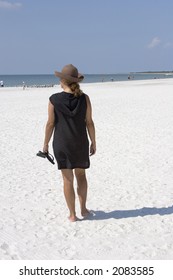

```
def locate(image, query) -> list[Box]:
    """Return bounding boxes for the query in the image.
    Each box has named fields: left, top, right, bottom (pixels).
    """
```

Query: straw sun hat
left=55, top=64, right=84, bottom=83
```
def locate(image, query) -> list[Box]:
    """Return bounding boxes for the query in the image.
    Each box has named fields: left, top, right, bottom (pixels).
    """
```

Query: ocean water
left=0, top=73, right=173, bottom=87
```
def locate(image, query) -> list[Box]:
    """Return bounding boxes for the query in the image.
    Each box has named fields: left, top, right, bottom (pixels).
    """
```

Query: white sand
left=0, top=79, right=173, bottom=260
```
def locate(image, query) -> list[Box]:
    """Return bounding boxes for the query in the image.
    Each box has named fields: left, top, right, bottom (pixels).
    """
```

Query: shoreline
left=0, top=77, right=173, bottom=90
left=1, top=73, right=173, bottom=88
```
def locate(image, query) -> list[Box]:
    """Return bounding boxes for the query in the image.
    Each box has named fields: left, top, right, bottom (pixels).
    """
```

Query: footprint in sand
left=0, top=242, right=20, bottom=260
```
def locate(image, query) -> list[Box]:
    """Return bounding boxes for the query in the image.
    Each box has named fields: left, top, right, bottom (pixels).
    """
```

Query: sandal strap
left=46, top=152, right=55, bottom=165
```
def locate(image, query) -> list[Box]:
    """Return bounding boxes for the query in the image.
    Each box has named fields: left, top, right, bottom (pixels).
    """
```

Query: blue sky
left=0, top=0, right=173, bottom=74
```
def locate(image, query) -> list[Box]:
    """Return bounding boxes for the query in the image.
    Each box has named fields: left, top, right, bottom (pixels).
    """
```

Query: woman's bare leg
left=75, top=168, right=90, bottom=217
left=61, top=169, right=77, bottom=222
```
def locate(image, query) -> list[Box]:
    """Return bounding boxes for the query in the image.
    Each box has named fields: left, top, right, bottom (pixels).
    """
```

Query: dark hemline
left=57, top=165, right=90, bottom=170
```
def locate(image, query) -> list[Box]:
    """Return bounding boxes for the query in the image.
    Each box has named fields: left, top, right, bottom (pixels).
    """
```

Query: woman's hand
left=90, top=142, right=96, bottom=156
left=43, top=144, right=49, bottom=153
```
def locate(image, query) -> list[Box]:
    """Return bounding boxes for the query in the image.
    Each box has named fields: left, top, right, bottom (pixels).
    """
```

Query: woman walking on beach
left=43, top=64, right=96, bottom=222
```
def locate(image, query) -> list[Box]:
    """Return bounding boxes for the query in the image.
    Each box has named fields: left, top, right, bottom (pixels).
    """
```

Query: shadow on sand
left=87, top=205, right=173, bottom=221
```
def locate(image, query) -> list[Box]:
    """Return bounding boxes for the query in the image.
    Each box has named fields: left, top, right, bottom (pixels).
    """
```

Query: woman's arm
left=85, top=95, right=96, bottom=156
left=43, top=101, right=55, bottom=152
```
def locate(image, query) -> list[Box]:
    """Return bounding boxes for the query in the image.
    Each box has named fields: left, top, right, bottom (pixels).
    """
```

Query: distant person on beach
left=128, top=75, right=134, bottom=80
left=42, top=64, right=96, bottom=222
left=0, top=80, right=4, bottom=87
left=23, top=81, right=26, bottom=90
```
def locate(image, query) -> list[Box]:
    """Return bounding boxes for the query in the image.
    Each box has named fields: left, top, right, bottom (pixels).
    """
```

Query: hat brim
left=54, top=71, right=84, bottom=83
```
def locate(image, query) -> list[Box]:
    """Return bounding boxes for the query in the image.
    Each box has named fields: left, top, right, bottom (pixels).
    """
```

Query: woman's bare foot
left=81, top=209, right=90, bottom=218
left=68, top=215, right=78, bottom=222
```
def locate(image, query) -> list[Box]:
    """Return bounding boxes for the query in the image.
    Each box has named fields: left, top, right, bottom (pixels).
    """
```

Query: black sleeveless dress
left=49, top=92, right=90, bottom=169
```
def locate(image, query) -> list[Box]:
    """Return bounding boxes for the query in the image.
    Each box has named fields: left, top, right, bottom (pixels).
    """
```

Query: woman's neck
left=61, top=83, right=73, bottom=93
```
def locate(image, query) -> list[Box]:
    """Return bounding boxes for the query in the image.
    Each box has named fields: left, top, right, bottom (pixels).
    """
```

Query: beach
left=0, top=78, right=173, bottom=260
